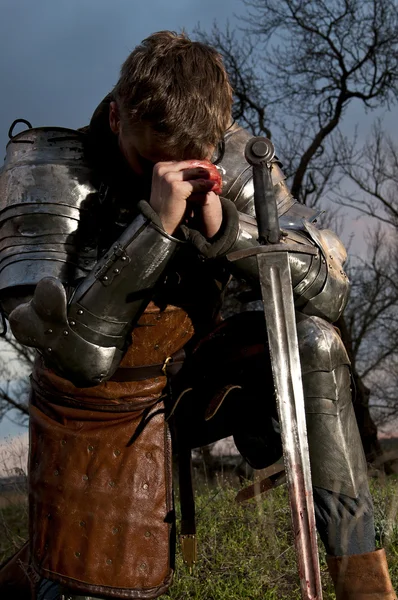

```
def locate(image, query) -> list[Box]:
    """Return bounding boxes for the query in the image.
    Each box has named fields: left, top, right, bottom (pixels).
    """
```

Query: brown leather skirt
left=29, top=358, right=174, bottom=599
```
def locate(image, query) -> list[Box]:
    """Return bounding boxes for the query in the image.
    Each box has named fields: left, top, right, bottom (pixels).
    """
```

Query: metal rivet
left=88, top=445, right=94, bottom=452
left=114, top=245, right=118, bottom=250
left=109, top=481, right=115, bottom=487
left=61, top=440, right=67, bottom=446
left=143, top=483, right=149, bottom=490
left=114, top=268, right=120, bottom=274
left=146, top=452, right=152, bottom=459
left=82, top=475, right=88, bottom=481
left=329, top=264, right=333, bottom=269
left=63, top=330, right=69, bottom=336
left=54, top=470, right=59, bottom=476
left=45, top=328, right=53, bottom=334
left=322, top=258, right=326, bottom=264
left=47, top=347, right=52, bottom=352
left=80, top=521, right=86, bottom=527
left=112, top=527, right=119, bottom=534
left=154, top=344, right=159, bottom=350
left=140, top=563, right=147, bottom=570
left=113, top=449, right=121, bottom=457
left=102, top=276, right=109, bottom=282
left=121, top=256, right=127, bottom=262
left=106, top=558, right=113, bottom=565
left=145, top=531, right=151, bottom=538
left=77, top=309, right=84, bottom=315
left=69, top=320, right=76, bottom=327
left=75, top=552, right=81, bottom=558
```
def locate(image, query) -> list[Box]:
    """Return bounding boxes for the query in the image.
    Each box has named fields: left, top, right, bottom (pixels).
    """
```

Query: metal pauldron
left=0, top=126, right=99, bottom=317
left=9, top=212, right=180, bottom=387
left=226, top=211, right=350, bottom=323
left=216, top=125, right=299, bottom=217
left=296, top=314, right=368, bottom=498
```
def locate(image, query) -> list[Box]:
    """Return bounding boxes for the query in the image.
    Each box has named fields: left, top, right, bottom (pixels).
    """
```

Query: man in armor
left=0, top=31, right=396, bottom=600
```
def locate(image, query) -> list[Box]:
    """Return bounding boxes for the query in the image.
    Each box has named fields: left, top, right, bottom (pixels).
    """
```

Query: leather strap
left=110, top=349, right=186, bottom=382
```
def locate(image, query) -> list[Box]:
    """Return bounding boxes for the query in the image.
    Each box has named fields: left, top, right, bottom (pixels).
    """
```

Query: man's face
left=109, top=101, right=215, bottom=178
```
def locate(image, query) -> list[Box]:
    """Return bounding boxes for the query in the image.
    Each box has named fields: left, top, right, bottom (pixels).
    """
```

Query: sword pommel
left=244, top=137, right=280, bottom=246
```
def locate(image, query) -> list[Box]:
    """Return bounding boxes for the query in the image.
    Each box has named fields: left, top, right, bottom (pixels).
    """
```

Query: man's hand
left=149, top=160, right=223, bottom=238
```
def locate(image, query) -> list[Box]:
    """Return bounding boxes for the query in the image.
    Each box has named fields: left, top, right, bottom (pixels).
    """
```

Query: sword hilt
left=245, top=137, right=280, bottom=246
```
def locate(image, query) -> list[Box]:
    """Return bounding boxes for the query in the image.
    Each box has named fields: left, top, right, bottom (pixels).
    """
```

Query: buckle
left=180, top=534, right=197, bottom=573
left=161, top=356, right=172, bottom=375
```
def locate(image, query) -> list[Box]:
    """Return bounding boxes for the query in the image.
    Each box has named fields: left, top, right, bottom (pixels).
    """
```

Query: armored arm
left=227, top=209, right=349, bottom=323
left=217, top=125, right=350, bottom=323
left=0, top=126, right=184, bottom=387
left=9, top=202, right=181, bottom=387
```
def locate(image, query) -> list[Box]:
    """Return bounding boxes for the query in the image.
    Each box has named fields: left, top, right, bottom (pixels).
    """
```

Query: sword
left=227, top=137, right=323, bottom=600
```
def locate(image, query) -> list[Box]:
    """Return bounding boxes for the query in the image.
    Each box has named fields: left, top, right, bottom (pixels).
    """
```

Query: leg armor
left=296, top=313, right=368, bottom=498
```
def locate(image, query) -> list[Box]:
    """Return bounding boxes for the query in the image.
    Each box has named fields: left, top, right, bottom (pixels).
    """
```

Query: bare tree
left=0, top=331, right=35, bottom=428
left=332, top=123, right=398, bottom=438
left=197, top=0, right=398, bottom=206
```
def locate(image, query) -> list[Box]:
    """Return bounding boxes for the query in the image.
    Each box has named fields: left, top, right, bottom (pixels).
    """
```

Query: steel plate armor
left=0, top=127, right=98, bottom=317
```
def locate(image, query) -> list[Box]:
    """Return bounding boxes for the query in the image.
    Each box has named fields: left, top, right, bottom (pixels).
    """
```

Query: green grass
left=1, top=476, right=398, bottom=599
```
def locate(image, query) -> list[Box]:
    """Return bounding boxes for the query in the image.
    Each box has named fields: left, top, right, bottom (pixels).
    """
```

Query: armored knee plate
left=297, top=314, right=368, bottom=499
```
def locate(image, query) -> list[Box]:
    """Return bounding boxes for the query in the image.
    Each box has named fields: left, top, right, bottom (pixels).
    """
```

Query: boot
left=327, top=548, right=397, bottom=599
left=0, top=540, right=35, bottom=599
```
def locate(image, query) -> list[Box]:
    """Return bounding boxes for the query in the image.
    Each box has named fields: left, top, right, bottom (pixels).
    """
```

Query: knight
left=0, top=31, right=395, bottom=600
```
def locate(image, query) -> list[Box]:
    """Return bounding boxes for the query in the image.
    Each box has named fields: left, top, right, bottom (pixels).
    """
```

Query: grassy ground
left=1, top=475, right=398, bottom=599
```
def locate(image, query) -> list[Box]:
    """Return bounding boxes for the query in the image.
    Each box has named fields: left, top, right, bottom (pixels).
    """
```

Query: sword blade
left=257, top=251, right=323, bottom=600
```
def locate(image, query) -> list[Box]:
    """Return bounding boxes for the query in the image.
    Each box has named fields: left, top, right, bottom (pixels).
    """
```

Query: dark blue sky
left=0, top=0, right=244, bottom=151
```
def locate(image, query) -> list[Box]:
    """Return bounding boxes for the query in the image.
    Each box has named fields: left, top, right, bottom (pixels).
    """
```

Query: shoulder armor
left=0, top=126, right=99, bottom=315
left=215, top=124, right=296, bottom=217
left=299, top=221, right=350, bottom=322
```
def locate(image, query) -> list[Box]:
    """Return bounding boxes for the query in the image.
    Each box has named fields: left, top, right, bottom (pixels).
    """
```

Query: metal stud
left=88, top=445, right=94, bottom=452
left=45, top=328, right=53, bottom=334
left=102, top=276, right=109, bottom=282
left=80, top=521, right=86, bottom=527
left=113, top=449, right=121, bottom=457
left=106, top=558, right=113, bottom=565
left=114, top=268, right=120, bottom=274
left=146, top=452, right=152, bottom=459
left=77, top=309, right=84, bottom=315
left=82, top=475, right=88, bottom=481
left=109, top=481, right=115, bottom=487
left=63, top=330, right=69, bottom=336
left=54, top=470, right=59, bottom=476
left=69, top=320, right=76, bottom=327
left=75, top=552, right=81, bottom=558
left=121, top=256, right=127, bottom=262
left=143, top=483, right=149, bottom=490
left=112, top=527, right=119, bottom=534
left=47, top=347, right=52, bottom=352
left=61, top=440, right=66, bottom=446
left=145, top=531, right=151, bottom=538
